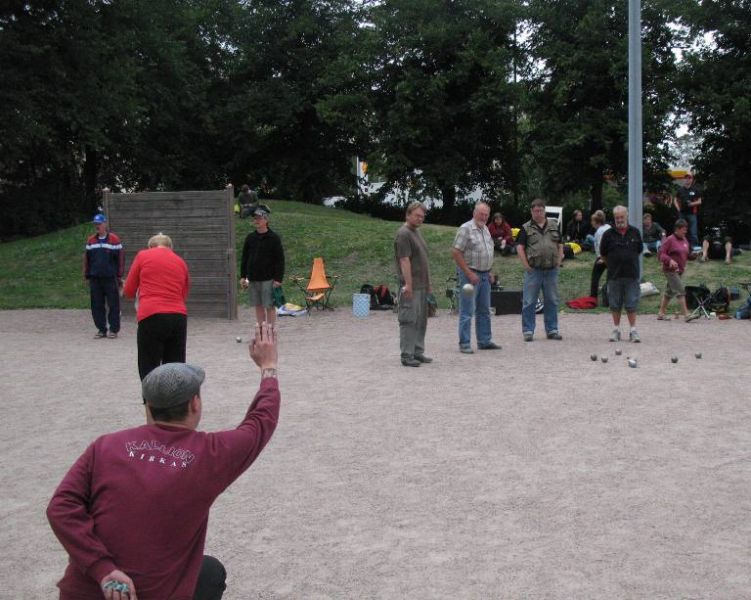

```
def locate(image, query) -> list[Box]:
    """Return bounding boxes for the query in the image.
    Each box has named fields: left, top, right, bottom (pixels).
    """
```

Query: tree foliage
left=524, top=0, right=678, bottom=212
left=0, top=0, right=748, bottom=239
left=679, top=0, right=751, bottom=233
left=364, top=0, right=521, bottom=211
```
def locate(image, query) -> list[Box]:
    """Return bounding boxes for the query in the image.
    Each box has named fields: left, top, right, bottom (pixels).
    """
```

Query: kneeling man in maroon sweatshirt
left=47, top=322, right=280, bottom=600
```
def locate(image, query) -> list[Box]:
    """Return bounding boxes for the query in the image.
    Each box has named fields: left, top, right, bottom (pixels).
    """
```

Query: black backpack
left=709, top=286, right=730, bottom=313
left=360, top=283, right=394, bottom=310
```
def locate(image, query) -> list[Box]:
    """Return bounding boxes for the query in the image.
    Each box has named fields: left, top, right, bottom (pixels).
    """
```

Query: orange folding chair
left=292, top=257, right=339, bottom=310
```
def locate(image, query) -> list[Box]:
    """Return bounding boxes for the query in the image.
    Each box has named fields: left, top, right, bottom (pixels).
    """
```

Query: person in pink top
left=124, top=233, right=191, bottom=380
left=47, top=322, right=280, bottom=600
left=657, top=219, right=697, bottom=322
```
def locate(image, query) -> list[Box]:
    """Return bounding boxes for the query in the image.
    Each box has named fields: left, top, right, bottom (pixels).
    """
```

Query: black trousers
left=90, top=277, right=120, bottom=333
left=137, top=313, right=188, bottom=380
left=590, top=260, right=607, bottom=299
left=194, top=555, right=227, bottom=600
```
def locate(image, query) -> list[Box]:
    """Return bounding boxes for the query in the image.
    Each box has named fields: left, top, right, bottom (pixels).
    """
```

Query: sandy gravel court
left=1, top=308, right=750, bottom=599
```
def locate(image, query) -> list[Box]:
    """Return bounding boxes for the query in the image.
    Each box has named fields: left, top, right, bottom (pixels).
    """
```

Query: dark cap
left=253, top=203, right=271, bottom=218
left=142, top=363, right=205, bottom=409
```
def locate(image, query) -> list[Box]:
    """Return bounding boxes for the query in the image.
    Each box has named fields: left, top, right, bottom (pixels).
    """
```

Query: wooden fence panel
left=103, top=189, right=237, bottom=320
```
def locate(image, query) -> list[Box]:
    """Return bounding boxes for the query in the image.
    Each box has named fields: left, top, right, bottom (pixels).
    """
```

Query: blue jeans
left=521, top=268, right=560, bottom=335
left=684, top=213, right=698, bottom=248
left=457, top=269, right=492, bottom=348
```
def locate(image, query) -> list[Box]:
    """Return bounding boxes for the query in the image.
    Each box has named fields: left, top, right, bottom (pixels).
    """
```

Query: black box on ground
left=491, top=290, right=522, bottom=315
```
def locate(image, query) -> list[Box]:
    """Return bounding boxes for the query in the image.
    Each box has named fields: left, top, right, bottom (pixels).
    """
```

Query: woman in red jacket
left=124, top=233, right=191, bottom=380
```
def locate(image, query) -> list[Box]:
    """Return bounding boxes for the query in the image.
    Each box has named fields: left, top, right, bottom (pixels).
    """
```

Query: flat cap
left=142, top=363, right=205, bottom=409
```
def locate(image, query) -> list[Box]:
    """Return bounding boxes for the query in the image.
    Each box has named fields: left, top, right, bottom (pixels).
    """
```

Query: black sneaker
left=94, top=331, right=107, bottom=339
left=401, top=357, right=421, bottom=367
left=546, top=331, right=563, bottom=340
left=414, top=355, right=433, bottom=363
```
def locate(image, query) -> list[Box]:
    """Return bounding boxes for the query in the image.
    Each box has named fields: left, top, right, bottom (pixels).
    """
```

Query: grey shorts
left=248, top=280, right=274, bottom=307
left=607, top=278, right=640, bottom=311
left=663, top=271, right=685, bottom=298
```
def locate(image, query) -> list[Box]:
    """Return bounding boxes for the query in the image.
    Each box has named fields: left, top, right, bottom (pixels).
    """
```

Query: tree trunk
left=441, top=184, right=456, bottom=212
left=84, top=145, right=99, bottom=215
left=590, top=179, right=603, bottom=213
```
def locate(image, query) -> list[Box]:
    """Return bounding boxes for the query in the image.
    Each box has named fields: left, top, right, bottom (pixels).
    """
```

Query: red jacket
left=123, top=246, right=190, bottom=322
left=47, top=378, right=280, bottom=600
left=488, top=221, right=513, bottom=244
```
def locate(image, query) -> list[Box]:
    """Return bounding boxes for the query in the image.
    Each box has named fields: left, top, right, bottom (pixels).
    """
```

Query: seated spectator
left=237, top=184, right=259, bottom=218
left=488, top=212, right=516, bottom=255
left=566, top=209, right=592, bottom=250
left=642, top=212, right=666, bottom=256
left=700, top=227, right=738, bottom=264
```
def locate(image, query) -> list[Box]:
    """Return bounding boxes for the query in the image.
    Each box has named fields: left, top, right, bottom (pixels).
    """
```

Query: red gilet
left=123, top=246, right=190, bottom=322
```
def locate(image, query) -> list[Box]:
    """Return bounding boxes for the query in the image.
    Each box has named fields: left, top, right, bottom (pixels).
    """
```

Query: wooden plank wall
left=103, top=190, right=237, bottom=319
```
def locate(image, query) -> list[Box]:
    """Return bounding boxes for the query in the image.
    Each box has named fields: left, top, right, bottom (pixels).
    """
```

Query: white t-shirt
left=594, top=224, right=612, bottom=257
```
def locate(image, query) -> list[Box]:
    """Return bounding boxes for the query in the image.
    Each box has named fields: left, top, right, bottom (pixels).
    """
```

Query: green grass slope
left=2, top=201, right=750, bottom=312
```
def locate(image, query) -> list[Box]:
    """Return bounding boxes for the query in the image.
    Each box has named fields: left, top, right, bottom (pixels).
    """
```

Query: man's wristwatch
left=261, top=368, right=277, bottom=379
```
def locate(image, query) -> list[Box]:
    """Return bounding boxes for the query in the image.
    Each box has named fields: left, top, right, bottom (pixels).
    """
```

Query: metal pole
left=628, top=0, right=644, bottom=276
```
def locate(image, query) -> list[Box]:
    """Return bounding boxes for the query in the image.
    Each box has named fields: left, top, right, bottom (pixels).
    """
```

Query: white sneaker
left=609, top=328, right=621, bottom=342
left=629, top=329, right=641, bottom=343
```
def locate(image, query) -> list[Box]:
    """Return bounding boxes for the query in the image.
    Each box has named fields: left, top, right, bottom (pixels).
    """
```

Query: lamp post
left=628, top=0, right=644, bottom=274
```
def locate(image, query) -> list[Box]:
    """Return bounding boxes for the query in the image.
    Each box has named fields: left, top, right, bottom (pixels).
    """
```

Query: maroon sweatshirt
left=47, top=378, right=280, bottom=600
left=659, top=234, right=690, bottom=274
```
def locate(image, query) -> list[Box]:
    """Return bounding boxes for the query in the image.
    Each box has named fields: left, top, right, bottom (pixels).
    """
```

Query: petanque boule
left=671, top=355, right=678, bottom=363
left=695, top=352, right=702, bottom=359
left=235, top=336, right=243, bottom=343
left=590, top=353, right=598, bottom=361
left=462, top=283, right=475, bottom=296
left=600, top=356, right=608, bottom=363
left=615, top=348, right=622, bottom=356
left=628, top=358, right=637, bottom=368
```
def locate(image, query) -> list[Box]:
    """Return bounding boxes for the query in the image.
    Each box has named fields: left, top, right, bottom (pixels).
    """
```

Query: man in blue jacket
left=84, top=214, right=124, bottom=338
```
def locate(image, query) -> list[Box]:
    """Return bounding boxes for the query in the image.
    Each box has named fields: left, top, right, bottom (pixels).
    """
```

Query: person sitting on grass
left=565, top=209, right=592, bottom=250
left=700, top=227, right=737, bottom=265
left=488, top=212, right=516, bottom=255
left=657, top=219, right=698, bottom=322
left=642, top=212, right=665, bottom=256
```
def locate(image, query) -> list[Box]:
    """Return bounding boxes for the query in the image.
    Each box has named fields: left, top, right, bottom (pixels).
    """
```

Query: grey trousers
left=399, top=289, right=428, bottom=359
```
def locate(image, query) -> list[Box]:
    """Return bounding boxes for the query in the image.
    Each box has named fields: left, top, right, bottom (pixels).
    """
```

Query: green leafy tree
left=365, top=0, right=521, bottom=212
left=222, top=0, right=368, bottom=203
left=679, top=0, right=751, bottom=232
left=524, top=0, right=677, bottom=212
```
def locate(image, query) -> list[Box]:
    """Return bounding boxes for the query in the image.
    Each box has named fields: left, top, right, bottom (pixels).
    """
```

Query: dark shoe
left=107, top=331, right=118, bottom=339
left=401, top=357, right=421, bottom=367
left=523, top=332, right=534, bottom=342
left=414, top=355, right=433, bottom=363
left=459, top=346, right=474, bottom=354
left=546, top=331, right=563, bottom=340
left=94, top=331, right=107, bottom=339
left=478, top=342, right=502, bottom=350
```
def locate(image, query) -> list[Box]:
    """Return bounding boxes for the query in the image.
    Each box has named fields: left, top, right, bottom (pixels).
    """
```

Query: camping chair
left=291, top=257, right=339, bottom=311
left=685, top=285, right=712, bottom=320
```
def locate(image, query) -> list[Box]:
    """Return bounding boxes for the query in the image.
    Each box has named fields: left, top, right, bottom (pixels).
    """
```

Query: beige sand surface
left=1, top=308, right=750, bottom=599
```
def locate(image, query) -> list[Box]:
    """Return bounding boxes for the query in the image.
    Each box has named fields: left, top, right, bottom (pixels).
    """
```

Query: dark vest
left=522, top=218, right=561, bottom=269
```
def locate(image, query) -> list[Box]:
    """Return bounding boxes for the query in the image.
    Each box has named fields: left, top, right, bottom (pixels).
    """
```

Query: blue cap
left=92, top=214, right=107, bottom=224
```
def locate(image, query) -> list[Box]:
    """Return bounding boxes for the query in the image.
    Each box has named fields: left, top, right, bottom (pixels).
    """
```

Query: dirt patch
left=1, top=308, right=750, bottom=599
